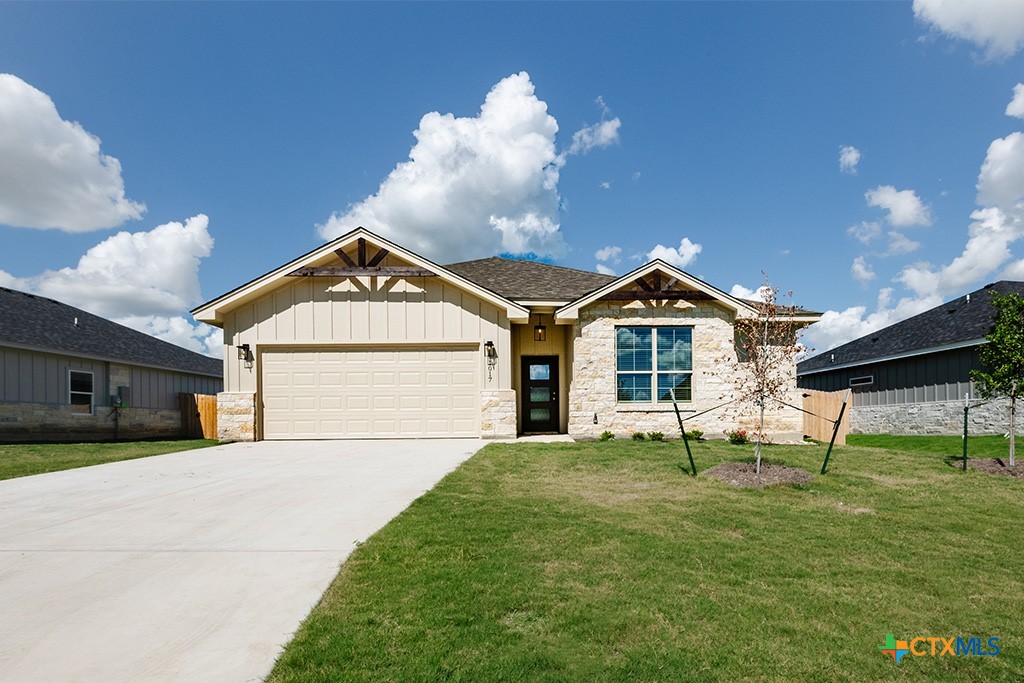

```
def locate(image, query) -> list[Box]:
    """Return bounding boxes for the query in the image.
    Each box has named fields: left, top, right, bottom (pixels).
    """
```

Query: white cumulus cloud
left=851, top=256, right=875, bottom=282
left=646, top=237, right=702, bottom=269
left=566, top=118, right=621, bottom=156
left=595, top=245, right=622, bottom=262
left=729, top=283, right=770, bottom=301
left=802, top=289, right=942, bottom=353
left=885, top=231, right=922, bottom=256
left=0, top=215, right=221, bottom=357
left=976, top=131, right=1024, bottom=210
left=1006, top=83, right=1024, bottom=118
left=865, top=185, right=932, bottom=227
left=0, top=73, right=145, bottom=231
left=914, top=0, right=1024, bottom=59
left=847, top=220, right=882, bottom=244
left=595, top=264, right=616, bottom=276
left=839, top=145, right=861, bottom=174
left=318, top=72, right=620, bottom=262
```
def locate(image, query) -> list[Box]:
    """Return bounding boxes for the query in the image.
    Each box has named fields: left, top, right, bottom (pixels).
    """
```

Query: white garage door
left=261, top=347, right=480, bottom=439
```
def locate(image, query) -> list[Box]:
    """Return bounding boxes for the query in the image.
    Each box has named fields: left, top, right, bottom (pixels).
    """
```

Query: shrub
left=725, top=428, right=749, bottom=445
left=631, top=432, right=647, bottom=441
left=686, top=428, right=704, bottom=440
left=598, top=430, right=615, bottom=441
left=648, top=432, right=665, bottom=442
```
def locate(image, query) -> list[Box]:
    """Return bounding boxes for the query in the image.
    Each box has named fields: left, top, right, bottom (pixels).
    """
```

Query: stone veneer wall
left=568, top=301, right=803, bottom=440
left=218, top=392, right=255, bottom=442
left=0, top=402, right=180, bottom=441
left=480, top=390, right=517, bottom=438
left=852, top=398, right=1010, bottom=435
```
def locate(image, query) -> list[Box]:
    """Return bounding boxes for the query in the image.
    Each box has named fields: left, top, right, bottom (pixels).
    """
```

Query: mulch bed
left=959, top=458, right=1024, bottom=478
left=704, top=461, right=814, bottom=488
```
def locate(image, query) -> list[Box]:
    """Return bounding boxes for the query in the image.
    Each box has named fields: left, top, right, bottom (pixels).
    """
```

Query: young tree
left=733, top=277, right=803, bottom=474
left=971, top=291, right=1024, bottom=469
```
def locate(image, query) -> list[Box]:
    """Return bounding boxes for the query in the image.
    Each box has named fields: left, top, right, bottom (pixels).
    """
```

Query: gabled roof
left=0, top=287, right=222, bottom=377
left=192, top=227, right=531, bottom=324
left=554, top=260, right=762, bottom=321
left=444, top=256, right=615, bottom=301
left=797, top=280, right=1024, bottom=375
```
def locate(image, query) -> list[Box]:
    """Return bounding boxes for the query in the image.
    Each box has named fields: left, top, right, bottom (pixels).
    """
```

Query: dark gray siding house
left=0, top=287, right=222, bottom=442
left=797, top=281, right=1024, bottom=435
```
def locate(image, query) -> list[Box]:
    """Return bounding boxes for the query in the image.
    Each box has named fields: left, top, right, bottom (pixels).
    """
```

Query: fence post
left=963, top=393, right=969, bottom=472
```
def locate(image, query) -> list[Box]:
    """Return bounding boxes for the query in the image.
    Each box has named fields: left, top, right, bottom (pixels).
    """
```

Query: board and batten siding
left=222, top=276, right=513, bottom=394
left=1, top=346, right=221, bottom=410
left=797, top=346, right=982, bottom=407
left=1, top=347, right=108, bottom=405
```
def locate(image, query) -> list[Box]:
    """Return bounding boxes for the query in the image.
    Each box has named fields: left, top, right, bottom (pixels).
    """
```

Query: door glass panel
left=529, top=364, right=550, bottom=380
left=530, top=387, right=550, bottom=402
left=530, top=408, right=551, bottom=422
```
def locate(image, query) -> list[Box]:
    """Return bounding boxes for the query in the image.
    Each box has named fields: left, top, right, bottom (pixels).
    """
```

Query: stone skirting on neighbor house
left=852, top=398, right=1011, bottom=435
left=567, top=301, right=803, bottom=440
left=0, top=401, right=181, bottom=442
left=218, top=392, right=256, bottom=442
left=481, top=390, right=516, bottom=438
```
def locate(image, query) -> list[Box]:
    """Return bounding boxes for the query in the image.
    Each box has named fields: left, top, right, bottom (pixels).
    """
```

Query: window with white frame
left=69, top=370, right=94, bottom=415
left=616, top=326, right=693, bottom=403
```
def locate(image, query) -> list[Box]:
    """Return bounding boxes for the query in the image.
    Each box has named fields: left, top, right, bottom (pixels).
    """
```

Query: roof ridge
left=444, top=255, right=609, bottom=277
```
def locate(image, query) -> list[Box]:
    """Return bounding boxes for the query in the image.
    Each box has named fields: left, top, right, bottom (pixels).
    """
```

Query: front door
left=522, top=356, right=559, bottom=433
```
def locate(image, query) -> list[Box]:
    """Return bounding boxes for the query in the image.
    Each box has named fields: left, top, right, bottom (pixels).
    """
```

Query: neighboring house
left=797, top=281, right=1024, bottom=435
left=192, top=227, right=820, bottom=442
left=0, top=287, right=223, bottom=442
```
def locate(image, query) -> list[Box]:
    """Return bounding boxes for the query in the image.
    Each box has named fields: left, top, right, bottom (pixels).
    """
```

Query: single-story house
left=192, top=227, right=820, bottom=441
left=797, top=281, right=1024, bottom=435
left=0, top=287, right=223, bottom=442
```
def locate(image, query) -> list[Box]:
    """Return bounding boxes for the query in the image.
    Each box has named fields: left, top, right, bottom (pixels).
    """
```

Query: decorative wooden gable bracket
left=287, top=237, right=437, bottom=278
left=598, top=273, right=712, bottom=301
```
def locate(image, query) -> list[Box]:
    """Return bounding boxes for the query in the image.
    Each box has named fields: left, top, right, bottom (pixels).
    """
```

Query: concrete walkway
left=0, top=439, right=482, bottom=682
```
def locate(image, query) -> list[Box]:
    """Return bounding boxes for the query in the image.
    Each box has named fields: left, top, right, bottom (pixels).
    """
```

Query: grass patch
left=270, top=440, right=1024, bottom=682
left=849, top=433, right=1022, bottom=460
left=0, top=439, right=218, bottom=480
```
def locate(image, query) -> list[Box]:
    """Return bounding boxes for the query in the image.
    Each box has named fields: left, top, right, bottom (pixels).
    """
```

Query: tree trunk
left=755, top=401, right=765, bottom=474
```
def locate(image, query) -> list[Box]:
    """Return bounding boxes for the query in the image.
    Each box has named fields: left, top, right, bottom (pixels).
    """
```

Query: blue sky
left=2, top=1, right=1024, bottom=357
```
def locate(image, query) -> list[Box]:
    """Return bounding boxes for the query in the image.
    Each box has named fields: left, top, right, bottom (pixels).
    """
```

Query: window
left=616, top=327, right=692, bottom=403
left=69, top=370, right=94, bottom=415
left=849, top=375, right=874, bottom=387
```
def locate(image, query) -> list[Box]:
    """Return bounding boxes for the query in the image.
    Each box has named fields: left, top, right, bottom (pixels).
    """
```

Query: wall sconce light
left=483, top=340, right=497, bottom=380
left=237, top=343, right=254, bottom=369
left=534, top=322, right=547, bottom=342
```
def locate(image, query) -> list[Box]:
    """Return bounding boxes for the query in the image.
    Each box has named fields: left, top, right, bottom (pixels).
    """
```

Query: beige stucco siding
left=221, top=276, right=512, bottom=395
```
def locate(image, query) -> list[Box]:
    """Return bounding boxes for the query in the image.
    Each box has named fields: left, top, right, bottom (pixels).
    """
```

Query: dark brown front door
left=522, top=356, right=559, bottom=433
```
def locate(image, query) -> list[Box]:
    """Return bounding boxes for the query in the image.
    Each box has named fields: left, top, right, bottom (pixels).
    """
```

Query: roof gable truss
left=556, top=260, right=755, bottom=321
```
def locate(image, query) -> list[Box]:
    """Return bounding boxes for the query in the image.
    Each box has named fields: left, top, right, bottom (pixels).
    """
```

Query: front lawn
left=270, top=439, right=1023, bottom=682
left=0, top=439, right=218, bottom=480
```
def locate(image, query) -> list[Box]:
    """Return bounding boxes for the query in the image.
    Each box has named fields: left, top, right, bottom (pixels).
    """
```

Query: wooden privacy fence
left=802, top=389, right=850, bottom=445
left=179, top=393, right=218, bottom=439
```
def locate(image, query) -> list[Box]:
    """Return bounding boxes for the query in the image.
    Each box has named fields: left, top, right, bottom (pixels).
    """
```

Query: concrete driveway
left=0, top=439, right=483, bottom=682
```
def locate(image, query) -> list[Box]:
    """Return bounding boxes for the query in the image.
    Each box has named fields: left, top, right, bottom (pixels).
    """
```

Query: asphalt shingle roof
left=444, top=256, right=616, bottom=300
left=0, top=287, right=222, bottom=377
left=797, top=280, right=1024, bottom=374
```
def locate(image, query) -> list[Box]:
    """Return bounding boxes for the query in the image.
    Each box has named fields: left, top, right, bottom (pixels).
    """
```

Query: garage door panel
left=262, top=347, right=479, bottom=439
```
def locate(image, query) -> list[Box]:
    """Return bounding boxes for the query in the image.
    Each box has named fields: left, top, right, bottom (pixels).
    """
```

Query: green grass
left=0, top=439, right=219, bottom=480
left=848, top=433, right=1021, bottom=459
left=270, top=439, right=1024, bottom=682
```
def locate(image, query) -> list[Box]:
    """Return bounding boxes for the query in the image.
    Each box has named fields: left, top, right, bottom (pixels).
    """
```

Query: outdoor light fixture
left=483, top=341, right=497, bottom=381
left=534, top=322, right=547, bottom=342
left=237, top=343, right=254, bottom=369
